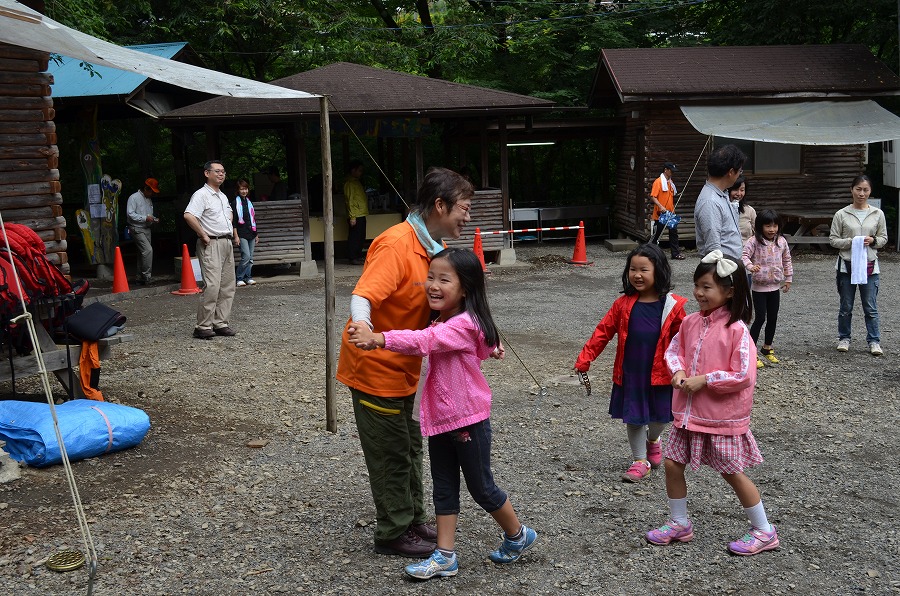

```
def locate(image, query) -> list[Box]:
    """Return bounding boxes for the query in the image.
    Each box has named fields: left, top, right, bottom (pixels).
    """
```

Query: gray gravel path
left=0, top=241, right=898, bottom=595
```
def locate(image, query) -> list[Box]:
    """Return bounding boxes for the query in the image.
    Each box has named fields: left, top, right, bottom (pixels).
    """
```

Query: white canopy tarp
left=681, top=100, right=900, bottom=145
left=0, top=0, right=318, bottom=99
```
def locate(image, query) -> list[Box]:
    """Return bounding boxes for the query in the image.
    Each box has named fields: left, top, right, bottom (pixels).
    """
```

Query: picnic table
left=780, top=209, right=836, bottom=248
left=0, top=301, right=132, bottom=399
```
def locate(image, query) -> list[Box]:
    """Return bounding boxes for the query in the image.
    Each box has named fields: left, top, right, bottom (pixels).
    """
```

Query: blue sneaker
left=489, top=525, right=537, bottom=564
left=404, top=550, right=458, bottom=580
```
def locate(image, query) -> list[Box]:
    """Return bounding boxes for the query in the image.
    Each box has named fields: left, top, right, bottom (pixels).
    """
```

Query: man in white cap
left=126, top=177, right=160, bottom=284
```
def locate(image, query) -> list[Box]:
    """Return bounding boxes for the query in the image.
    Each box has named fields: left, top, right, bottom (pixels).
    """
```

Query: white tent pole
left=321, top=96, right=337, bottom=432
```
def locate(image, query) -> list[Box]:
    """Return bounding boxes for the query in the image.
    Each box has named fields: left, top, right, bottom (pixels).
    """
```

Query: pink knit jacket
left=383, top=311, right=494, bottom=437
left=664, top=307, right=757, bottom=435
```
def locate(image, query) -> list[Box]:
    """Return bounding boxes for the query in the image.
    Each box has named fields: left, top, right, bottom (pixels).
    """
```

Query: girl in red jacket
left=574, top=243, right=687, bottom=482
left=646, top=250, right=779, bottom=556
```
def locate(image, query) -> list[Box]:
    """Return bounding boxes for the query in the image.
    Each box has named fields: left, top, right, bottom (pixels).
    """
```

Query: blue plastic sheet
left=0, top=399, right=150, bottom=467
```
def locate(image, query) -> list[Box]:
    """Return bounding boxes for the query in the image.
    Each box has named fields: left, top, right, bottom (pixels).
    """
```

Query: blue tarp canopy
left=49, top=42, right=187, bottom=99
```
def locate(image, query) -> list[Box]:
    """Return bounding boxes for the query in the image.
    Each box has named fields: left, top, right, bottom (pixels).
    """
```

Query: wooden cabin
left=588, top=45, right=900, bottom=241
left=0, top=42, right=67, bottom=272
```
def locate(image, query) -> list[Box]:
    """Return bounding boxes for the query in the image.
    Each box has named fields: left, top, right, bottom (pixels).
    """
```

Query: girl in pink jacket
left=574, top=243, right=687, bottom=483
left=348, top=248, right=536, bottom=580
left=646, top=250, right=780, bottom=557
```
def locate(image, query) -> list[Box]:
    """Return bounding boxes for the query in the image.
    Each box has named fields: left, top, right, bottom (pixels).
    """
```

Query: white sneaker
left=836, top=339, right=850, bottom=352
left=236, top=280, right=247, bottom=287
left=247, top=279, right=256, bottom=285
left=869, top=342, right=883, bottom=356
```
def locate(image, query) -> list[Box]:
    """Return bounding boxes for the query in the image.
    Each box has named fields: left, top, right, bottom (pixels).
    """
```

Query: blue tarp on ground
left=0, top=399, right=150, bottom=467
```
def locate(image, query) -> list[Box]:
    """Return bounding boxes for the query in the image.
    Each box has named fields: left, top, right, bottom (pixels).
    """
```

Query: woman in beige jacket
left=829, top=175, right=888, bottom=356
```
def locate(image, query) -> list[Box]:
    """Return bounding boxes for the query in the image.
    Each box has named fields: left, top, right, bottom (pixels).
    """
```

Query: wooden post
left=321, top=96, right=337, bottom=433
left=499, top=118, right=510, bottom=233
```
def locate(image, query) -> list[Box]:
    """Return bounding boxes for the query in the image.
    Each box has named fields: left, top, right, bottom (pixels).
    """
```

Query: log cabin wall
left=0, top=43, right=68, bottom=273
left=613, top=103, right=865, bottom=241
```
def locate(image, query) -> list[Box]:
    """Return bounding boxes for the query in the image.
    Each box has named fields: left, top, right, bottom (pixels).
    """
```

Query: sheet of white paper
left=88, top=184, right=101, bottom=204
left=89, top=203, right=106, bottom=218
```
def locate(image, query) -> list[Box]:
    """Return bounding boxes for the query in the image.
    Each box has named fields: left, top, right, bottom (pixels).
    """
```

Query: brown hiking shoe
left=373, top=529, right=435, bottom=558
left=410, top=523, right=437, bottom=542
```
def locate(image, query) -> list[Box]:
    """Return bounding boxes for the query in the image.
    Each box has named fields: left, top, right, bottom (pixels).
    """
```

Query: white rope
left=0, top=215, right=97, bottom=592
left=671, top=135, right=712, bottom=210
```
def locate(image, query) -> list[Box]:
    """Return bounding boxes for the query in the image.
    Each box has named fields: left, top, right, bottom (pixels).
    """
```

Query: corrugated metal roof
left=681, top=100, right=900, bottom=145
left=49, top=42, right=188, bottom=98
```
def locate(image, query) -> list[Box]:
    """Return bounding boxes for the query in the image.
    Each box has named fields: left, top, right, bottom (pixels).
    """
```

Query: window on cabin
left=714, top=137, right=801, bottom=174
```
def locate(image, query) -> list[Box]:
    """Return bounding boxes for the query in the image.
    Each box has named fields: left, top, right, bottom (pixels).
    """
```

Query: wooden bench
left=444, top=189, right=506, bottom=256
left=0, top=319, right=132, bottom=399
left=232, top=197, right=317, bottom=278
left=784, top=234, right=833, bottom=249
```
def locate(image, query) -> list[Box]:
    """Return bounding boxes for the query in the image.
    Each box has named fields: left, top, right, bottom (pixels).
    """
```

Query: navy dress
left=609, top=299, right=674, bottom=425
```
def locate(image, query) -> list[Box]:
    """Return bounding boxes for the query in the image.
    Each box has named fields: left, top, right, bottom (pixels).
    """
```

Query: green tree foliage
left=638, top=0, right=899, bottom=69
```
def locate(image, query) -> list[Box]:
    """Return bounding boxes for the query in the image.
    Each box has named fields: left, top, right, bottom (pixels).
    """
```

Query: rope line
left=326, top=96, right=409, bottom=211
left=496, top=327, right=548, bottom=417
left=0, top=215, right=97, bottom=594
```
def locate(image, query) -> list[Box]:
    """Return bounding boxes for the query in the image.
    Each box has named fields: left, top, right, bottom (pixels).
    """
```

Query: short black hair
left=204, top=159, right=223, bottom=171
left=708, top=145, right=746, bottom=178
left=413, top=167, right=474, bottom=218
left=621, top=243, right=672, bottom=298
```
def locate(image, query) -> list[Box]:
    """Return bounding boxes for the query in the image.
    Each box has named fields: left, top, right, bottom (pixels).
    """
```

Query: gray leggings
left=626, top=422, right=667, bottom=460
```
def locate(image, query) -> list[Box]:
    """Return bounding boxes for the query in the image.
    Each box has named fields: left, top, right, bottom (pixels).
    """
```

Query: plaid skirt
left=663, top=425, right=763, bottom=474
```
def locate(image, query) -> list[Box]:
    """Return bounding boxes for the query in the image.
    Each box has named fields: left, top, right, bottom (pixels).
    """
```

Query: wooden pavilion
left=160, top=62, right=557, bottom=261
left=589, top=45, right=900, bottom=241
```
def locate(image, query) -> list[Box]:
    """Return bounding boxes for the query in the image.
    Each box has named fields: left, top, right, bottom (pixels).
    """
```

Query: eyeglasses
left=207, top=168, right=226, bottom=175
left=453, top=202, right=471, bottom=214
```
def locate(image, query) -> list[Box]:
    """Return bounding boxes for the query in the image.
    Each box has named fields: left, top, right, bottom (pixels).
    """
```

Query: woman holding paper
left=829, top=175, right=887, bottom=356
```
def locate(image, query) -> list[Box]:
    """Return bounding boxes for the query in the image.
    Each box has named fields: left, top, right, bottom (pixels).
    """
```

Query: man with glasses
left=184, top=160, right=239, bottom=339
left=694, top=145, right=747, bottom=259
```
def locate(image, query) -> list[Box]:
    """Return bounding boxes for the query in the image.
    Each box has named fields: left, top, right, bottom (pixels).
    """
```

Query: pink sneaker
left=728, top=526, right=779, bottom=556
left=621, top=460, right=650, bottom=482
left=646, top=440, right=662, bottom=469
left=646, top=520, right=694, bottom=545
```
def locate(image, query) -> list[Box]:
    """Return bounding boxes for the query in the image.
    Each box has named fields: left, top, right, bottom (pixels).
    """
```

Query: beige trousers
left=195, top=238, right=236, bottom=330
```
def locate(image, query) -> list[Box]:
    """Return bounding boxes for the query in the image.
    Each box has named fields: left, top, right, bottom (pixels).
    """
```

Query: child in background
left=348, top=248, right=536, bottom=580
left=647, top=250, right=780, bottom=556
left=574, top=244, right=687, bottom=482
left=742, top=209, right=793, bottom=368
left=233, top=178, right=258, bottom=287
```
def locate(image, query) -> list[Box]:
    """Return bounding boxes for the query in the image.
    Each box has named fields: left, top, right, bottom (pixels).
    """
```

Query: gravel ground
left=0, top=240, right=899, bottom=595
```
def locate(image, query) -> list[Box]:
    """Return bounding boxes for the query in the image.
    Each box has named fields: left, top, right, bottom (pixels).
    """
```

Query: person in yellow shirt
left=650, top=162, right=685, bottom=259
left=344, top=160, right=369, bottom=265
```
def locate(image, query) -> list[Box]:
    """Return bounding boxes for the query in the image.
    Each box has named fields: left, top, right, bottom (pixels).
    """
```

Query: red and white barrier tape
left=480, top=225, right=582, bottom=235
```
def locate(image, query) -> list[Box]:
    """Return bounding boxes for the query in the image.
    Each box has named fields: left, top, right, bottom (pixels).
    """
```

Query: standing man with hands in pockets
left=184, top=160, right=239, bottom=340
left=127, top=178, right=161, bottom=284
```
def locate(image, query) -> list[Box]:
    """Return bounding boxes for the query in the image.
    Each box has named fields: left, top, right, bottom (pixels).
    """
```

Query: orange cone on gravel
left=473, top=227, right=489, bottom=273
left=171, top=244, right=201, bottom=295
left=112, top=246, right=130, bottom=293
left=568, top=221, right=594, bottom=266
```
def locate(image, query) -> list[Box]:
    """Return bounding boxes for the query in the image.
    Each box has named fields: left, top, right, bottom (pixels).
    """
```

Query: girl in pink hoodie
left=348, top=248, right=536, bottom=580
left=646, top=250, right=780, bottom=557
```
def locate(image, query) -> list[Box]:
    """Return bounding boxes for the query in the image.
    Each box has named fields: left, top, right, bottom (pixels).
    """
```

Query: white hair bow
left=701, top=249, right=738, bottom=278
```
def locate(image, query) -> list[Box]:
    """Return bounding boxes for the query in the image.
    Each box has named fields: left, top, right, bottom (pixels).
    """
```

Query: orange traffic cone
left=171, top=244, right=202, bottom=295
left=473, top=227, right=489, bottom=273
left=568, top=221, right=594, bottom=266
left=112, top=246, right=130, bottom=293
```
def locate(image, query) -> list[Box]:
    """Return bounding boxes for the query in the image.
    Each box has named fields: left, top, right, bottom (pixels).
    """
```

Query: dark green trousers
left=351, top=389, right=427, bottom=543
